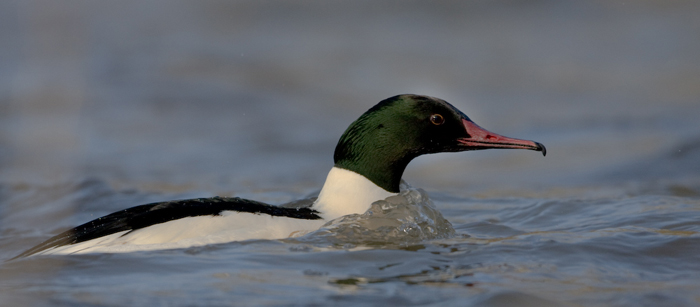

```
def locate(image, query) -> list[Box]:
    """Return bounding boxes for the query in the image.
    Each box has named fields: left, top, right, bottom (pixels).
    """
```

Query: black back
left=11, top=197, right=320, bottom=259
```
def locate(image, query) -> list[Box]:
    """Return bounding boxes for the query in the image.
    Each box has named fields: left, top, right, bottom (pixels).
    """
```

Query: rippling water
left=2, top=180, right=699, bottom=306
left=2, top=1, right=700, bottom=306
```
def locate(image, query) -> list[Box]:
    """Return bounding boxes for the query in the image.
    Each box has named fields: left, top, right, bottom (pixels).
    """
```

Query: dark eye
left=430, top=114, right=445, bottom=125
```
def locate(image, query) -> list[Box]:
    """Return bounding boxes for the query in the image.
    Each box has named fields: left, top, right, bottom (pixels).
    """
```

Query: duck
left=12, top=94, right=545, bottom=259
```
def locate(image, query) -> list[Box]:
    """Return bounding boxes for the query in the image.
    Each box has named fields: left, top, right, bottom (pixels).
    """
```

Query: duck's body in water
left=12, top=94, right=545, bottom=259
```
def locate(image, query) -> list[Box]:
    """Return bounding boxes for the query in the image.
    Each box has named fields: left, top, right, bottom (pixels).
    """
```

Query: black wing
left=11, top=196, right=320, bottom=260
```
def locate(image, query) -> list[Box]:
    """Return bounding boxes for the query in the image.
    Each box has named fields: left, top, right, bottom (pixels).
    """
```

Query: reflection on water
left=1, top=1, right=700, bottom=306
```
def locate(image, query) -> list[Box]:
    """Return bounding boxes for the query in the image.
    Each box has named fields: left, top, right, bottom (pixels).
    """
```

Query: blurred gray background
left=1, top=0, right=699, bottom=197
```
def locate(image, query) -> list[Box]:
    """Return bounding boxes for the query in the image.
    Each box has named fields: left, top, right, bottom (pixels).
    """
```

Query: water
left=1, top=1, right=700, bottom=306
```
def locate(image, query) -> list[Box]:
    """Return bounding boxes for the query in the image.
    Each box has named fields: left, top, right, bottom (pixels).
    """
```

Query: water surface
left=1, top=1, right=699, bottom=306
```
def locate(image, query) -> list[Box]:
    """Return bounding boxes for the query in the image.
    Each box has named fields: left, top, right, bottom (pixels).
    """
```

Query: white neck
left=313, top=167, right=397, bottom=220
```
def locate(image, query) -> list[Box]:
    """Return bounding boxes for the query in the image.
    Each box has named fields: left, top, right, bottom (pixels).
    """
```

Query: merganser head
left=334, top=94, right=546, bottom=193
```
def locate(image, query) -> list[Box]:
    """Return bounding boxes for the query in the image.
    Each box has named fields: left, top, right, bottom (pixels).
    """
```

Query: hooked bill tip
left=535, top=142, right=547, bottom=156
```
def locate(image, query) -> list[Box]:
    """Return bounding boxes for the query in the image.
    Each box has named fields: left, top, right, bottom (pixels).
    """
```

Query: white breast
left=313, top=167, right=397, bottom=220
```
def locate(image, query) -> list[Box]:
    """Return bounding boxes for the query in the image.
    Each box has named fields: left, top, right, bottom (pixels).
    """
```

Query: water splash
left=295, top=182, right=455, bottom=247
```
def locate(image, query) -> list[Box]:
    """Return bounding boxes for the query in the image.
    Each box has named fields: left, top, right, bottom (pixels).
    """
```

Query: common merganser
left=12, top=94, right=545, bottom=259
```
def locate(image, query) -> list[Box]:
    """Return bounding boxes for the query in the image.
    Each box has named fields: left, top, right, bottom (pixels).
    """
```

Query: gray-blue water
left=1, top=1, right=700, bottom=306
